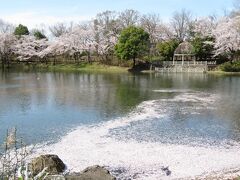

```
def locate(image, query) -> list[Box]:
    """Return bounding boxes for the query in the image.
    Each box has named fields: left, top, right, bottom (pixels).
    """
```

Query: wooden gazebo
left=173, top=42, right=196, bottom=65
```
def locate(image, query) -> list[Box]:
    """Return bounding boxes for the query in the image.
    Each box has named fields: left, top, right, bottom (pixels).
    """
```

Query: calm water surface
left=0, top=70, right=240, bottom=178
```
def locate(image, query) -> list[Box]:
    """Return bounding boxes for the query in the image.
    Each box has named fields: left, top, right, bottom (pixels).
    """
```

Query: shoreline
left=2, top=63, right=240, bottom=75
left=207, top=70, right=240, bottom=75
left=1, top=63, right=130, bottom=73
left=27, top=152, right=240, bottom=179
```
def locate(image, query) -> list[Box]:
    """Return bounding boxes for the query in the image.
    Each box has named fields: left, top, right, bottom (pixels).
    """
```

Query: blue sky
left=0, top=0, right=235, bottom=28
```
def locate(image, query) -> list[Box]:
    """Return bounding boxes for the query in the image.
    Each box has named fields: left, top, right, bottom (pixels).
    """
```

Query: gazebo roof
left=174, top=42, right=194, bottom=55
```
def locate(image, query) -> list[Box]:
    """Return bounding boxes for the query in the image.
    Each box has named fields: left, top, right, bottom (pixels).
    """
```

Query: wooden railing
left=163, top=61, right=216, bottom=66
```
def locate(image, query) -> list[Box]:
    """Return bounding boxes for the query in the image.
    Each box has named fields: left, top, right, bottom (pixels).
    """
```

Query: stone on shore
left=65, top=165, right=116, bottom=180
left=28, top=154, right=65, bottom=176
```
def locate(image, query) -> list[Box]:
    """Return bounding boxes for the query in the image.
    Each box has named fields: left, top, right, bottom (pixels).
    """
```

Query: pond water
left=0, top=70, right=240, bottom=179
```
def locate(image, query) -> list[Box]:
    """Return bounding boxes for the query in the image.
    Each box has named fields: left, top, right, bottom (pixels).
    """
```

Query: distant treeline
left=0, top=6, right=240, bottom=68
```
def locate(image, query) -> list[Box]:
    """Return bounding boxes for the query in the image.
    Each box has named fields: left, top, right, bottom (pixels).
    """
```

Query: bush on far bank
left=220, top=61, right=240, bottom=72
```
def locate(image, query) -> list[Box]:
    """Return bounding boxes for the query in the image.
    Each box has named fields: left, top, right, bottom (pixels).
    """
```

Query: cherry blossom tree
left=93, top=11, right=119, bottom=61
left=140, top=13, right=162, bottom=43
left=39, top=37, right=75, bottom=61
left=94, top=24, right=117, bottom=59
left=12, top=35, right=49, bottom=61
left=156, top=23, right=175, bottom=41
left=213, top=16, right=240, bottom=60
left=1, top=9, right=239, bottom=66
left=0, top=33, right=16, bottom=67
left=192, top=17, right=216, bottom=38
left=39, top=23, right=96, bottom=63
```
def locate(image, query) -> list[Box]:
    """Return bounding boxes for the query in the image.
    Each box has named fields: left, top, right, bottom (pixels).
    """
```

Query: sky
left=0, top=0, right=235, bottom=29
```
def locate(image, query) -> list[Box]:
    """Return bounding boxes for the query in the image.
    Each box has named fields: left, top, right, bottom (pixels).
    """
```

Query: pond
left=0, top=70, right=240, bottom=179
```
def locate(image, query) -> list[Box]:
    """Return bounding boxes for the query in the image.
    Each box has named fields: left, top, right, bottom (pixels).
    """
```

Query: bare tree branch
left=0, top=19, right=15, bottom=34
left=118, top=9, right=140, bottom=29
left=170, top=9, right=192, bottom=41
left=49, top=22, right=73, bottom=37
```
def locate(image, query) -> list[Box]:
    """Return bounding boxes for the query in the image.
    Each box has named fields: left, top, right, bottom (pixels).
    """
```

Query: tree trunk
left=229, top=49, right=235, bottom=63
left=133, top=57, right=136, bottom=67
left=7, top=59, right=10, bottom=69
left=5, top=55, right=10, bottom=69
left=1, top=57, right=4, bottom=69
left=88, top=51, right=91, bottom=64
left=230, top=53, right=234, bottom=63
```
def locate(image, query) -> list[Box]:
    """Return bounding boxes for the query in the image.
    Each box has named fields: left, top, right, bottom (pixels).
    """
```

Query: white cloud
left=1, top=11, right=92, bottom=29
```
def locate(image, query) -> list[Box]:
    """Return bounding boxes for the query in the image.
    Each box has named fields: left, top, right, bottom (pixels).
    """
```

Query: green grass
left=208, top=61, right=240, bottom=75
left=9, top=62, right=130, bottom=73
left=207, top=70, right=240, bottom=76
left=207, top=70, right=240, bottom=75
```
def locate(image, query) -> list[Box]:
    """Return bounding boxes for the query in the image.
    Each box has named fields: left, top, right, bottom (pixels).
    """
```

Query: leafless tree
left=49, top=22, right=73, bottom=37
left=94, top=11, right=119, bottom=60
left=234, top=0, right=240, bottom=9
left=140, top=13, right=161, bottom=43
left=157, top=23, right=175, bottom=41
left=170, top=9, right=192, bottom=41
left=95, top=11, right=119, bottom=36
left=0, top=19, right=15, bottom=34
left=230, top=0, right=240, bottom=17
left=118, top=9, right=140, bottom=29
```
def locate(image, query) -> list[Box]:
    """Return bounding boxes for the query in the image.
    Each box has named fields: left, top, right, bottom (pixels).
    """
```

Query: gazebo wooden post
left=182, top=54, right=184, bottom=65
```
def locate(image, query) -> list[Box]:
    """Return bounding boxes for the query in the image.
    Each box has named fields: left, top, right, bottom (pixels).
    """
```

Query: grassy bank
left=208, top=61, right=240, bottom=75
left=208, top=71, right=240, bottom=75
left=219, top=61, right=240, bottom=72
left=6, top=62, right=130, bottom=73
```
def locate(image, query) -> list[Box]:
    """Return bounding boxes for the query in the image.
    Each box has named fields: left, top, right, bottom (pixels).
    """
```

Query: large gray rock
left=29, top=154, right=65, bottom=176
left=65, top=165, right=116, bottom=180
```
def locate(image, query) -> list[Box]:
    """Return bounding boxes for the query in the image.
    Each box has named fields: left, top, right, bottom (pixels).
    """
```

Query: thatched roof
left=174, top=42, right=194, bottom=55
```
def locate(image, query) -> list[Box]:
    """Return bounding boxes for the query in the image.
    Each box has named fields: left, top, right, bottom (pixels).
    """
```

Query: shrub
left=0, top=128, right=31, bottom=179
left=14, top=24, right=29, bottom=36
left=220, top=61, right=240, bottom=72
left=33, top=30, right=46, bottom=39
left=156, top=40, right=179, bottom=61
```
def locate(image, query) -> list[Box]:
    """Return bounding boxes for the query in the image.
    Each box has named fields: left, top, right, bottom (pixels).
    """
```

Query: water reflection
left=0, top=70, right=239, bottom=146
